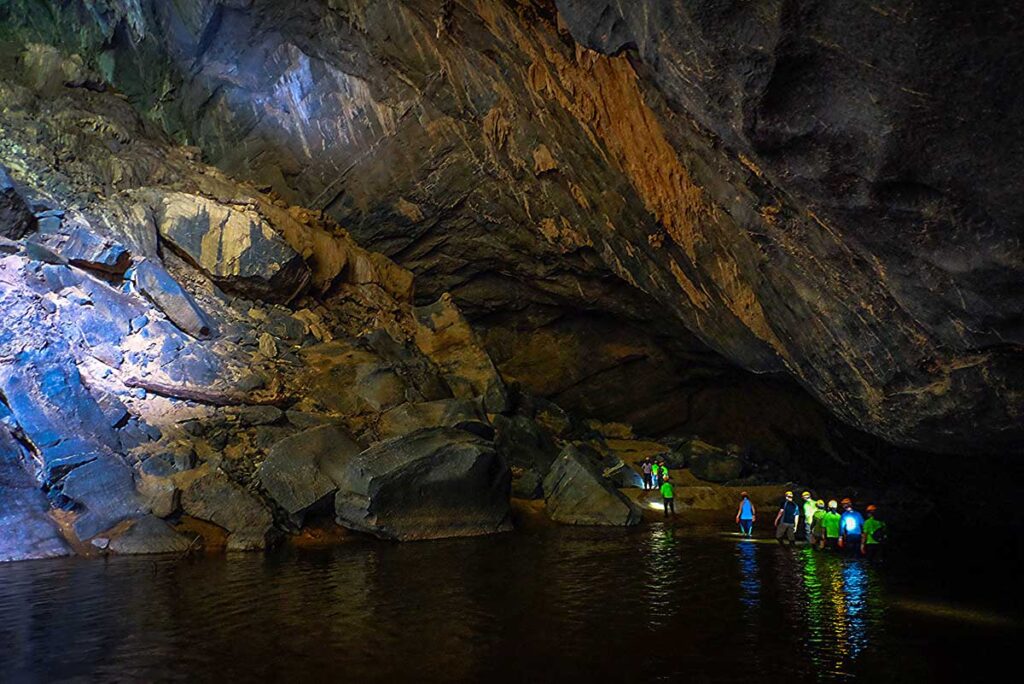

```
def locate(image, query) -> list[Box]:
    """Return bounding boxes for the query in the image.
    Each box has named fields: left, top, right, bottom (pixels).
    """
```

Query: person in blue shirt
left=735, top=492, right=756, bottom=537
left=839, top=498, right=864, bottom=555
left=774, top=491, right=799, bottom=546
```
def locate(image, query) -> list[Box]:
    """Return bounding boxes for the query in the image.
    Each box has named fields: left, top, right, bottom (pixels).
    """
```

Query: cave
left=0, top=1, right=1021, bottom=681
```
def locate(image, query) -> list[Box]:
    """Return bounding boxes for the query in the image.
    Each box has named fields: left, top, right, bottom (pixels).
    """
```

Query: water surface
left=0, top=524, right=1016, bottom=682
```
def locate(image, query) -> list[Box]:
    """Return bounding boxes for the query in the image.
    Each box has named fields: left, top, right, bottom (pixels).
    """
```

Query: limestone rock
left=689, top=448, right=744, bottom=484
left=413, top=294, right=508, bottom=413
left=0, top=428, right=70, bottom=562
left=152, top=191, right=311, bottom=304
left=543, top=445, right=641, bottom=526
left=181, top=470, right=273, bottom=551
left=0, top=165, right=36, bottom=239
left=131, top=258, right=213, bottom=339
left=333, top=428, right=512, bottom=541
left=377, top=398, right=490, bottom=441
left=109, top=515, right=193, bottom=555
left=51, top=221, right=131, bottom=274
left=258, top=424, right=361, bottom=519
left=61, top=454, right=145, bottom=541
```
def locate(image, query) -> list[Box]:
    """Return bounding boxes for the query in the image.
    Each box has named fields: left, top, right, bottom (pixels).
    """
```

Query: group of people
left=640, top=458, right=676, bottom=517
left=735, top=490, right=886, bottom=558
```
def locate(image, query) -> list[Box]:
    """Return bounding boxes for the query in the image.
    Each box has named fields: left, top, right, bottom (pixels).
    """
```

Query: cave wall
left=2, top=0, right=1021, bottom=455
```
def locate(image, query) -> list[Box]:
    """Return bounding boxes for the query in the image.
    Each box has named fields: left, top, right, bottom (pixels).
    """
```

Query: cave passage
left=0, top=1, right=1022, bottom=681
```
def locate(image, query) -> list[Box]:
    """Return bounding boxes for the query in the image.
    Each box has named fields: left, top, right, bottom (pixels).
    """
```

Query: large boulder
left=152, top=191, right=311, bottom=304
left=258, top=424, right=362, bottom=520
left=377, top=398, right=490, bottom=441
left=0, top=165, right=36, bottom=239
left=181, top=470, right=274, bottom=551
left=333, top=428, right=512, bottom=541
left=689, top=447, right=745, bottom=484
left=542, top=445, right=642, bottom=526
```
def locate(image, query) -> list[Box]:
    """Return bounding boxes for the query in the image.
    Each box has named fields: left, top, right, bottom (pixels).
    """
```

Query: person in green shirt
left=660, top=479, right=675, bottom=517
left=810, top=499, right=826, bottom=547
left=861, top=504, right=886, bottom=559
left=820, top=499, right=842, bottom=550
left=801, top=491, right=817, bottom=541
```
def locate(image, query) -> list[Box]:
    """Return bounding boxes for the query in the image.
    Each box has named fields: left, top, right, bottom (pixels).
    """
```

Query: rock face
left=543, top=445, right=642, bottom=527
left=333, top=428, right=512, bottom=541
left=10, top=0, right=1017, bottom=454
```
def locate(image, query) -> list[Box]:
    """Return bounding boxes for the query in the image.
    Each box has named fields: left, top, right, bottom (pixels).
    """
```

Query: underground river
left=0, top=524, right=1016, bottom=682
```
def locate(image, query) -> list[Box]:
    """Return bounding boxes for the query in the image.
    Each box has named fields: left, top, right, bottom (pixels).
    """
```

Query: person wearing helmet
left=839, top=498, right=864, bottom=555
left=801, top=491, right=817, bottom=541
left=774, top=491, right=799, bottom=546
left=810, top=499, right=826, bottom=547
left=861, top=504, right=886, bottom=559
left=660, top=477, right=676, bottom=518
left=821, top=500, right=842, bottom=550
left=736, top=492, right=756, bottom=537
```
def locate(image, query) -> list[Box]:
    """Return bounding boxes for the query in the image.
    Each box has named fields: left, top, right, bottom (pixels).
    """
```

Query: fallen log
left=122, top=376, right=292, bottom=407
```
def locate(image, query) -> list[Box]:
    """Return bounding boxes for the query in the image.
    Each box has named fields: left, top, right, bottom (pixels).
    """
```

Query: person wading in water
left=736, top=492, right=756, bottom=537
left=774, top=491, right=799, bottom=546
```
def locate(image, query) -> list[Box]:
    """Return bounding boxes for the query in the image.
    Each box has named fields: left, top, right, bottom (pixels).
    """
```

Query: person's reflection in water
left=737, top=540, right=760, bottom=610
left=801, top=555, right=885, bottom=677
left=643, top=525, right=682, bottom=630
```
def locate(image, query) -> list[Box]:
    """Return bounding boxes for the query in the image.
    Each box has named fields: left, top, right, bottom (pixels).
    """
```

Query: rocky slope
left=0, top=52, right=525, bottom=558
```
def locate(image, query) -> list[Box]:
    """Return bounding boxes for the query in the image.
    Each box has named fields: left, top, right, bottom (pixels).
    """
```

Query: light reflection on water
left=0, top=527, right=1016, bottom=682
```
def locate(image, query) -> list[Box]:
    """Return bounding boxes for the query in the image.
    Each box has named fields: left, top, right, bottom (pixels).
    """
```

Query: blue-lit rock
left=0, top=425, right=70, bottom=562
left=130, top=259, right=213, bottom=339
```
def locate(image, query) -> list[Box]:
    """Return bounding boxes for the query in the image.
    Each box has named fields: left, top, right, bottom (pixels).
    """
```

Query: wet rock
left=333, top=428, right=512, bottom=541
left=131, top=258, right=213, bottom=339
left=258, top=424, right=361, bottom=519
left=542, top=445, right=642, bottom=526
left=181, top=470, right=273, bottom=550
left=377, top=398, right=490, bottom=441
left=109, top=515, right=193, bottom=555
left=152, top=191, right=311, bottom=304
left=0, top=428, right=70, bottom=562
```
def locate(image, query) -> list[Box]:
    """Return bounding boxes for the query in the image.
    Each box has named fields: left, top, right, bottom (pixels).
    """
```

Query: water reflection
left=798, top=550, right=885, bottom=677
left=737, top=541, right=760, bottom=609
left=643, top=525, right=682, bottom=628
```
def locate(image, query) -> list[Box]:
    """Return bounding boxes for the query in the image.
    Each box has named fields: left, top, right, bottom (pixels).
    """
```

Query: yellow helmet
left=785, top=490, right=793, bottom=497
left=802, top=491, right=811, bottom=498
left=816, top=499, right=825, bottom=507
